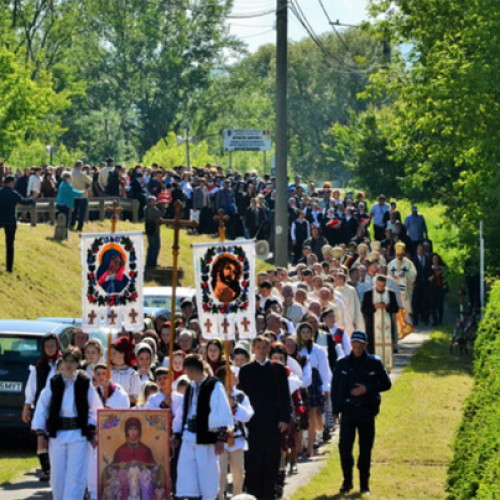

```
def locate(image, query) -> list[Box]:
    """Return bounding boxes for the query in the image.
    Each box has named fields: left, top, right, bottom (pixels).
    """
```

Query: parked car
left=0, top=320, right=78, bottom=430
left=143, top=286, right=195, bottom=311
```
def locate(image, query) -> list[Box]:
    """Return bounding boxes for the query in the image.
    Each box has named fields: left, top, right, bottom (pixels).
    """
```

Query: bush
left=446, top=281, right=500, bottom=499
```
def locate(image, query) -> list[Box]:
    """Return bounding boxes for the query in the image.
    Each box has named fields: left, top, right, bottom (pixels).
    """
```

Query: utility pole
left=185, top=127, right=191, bottom=169
left=275, top=0, right=288, bottom=267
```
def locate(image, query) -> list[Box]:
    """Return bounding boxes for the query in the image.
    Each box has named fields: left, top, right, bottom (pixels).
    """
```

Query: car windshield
left=0, top=335, right=40, bottom=363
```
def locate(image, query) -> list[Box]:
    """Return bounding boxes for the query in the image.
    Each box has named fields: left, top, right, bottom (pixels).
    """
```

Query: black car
left=0, top=320, right=78, bottom=430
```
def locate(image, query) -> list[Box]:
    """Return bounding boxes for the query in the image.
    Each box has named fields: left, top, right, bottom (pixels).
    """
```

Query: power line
left=227, top=9, right=275, bottom=19
left=317, top=0, right=350, bottom=53
left=239, top=29, right=275, bottom=39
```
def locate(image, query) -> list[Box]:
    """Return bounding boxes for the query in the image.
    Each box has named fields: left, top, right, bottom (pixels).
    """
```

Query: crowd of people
left=5, top=159, right=451, bottom=498
left=23, top=214, right=447, bottom=500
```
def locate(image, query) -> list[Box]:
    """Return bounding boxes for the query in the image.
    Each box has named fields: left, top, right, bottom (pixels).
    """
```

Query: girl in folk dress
left=22, top=333, right=62, bottom=481
left=82, top=339, right=104, bottom=379
left=297, top=322, right=332, bottom=457
left=110, top=337, right=141, bottom=405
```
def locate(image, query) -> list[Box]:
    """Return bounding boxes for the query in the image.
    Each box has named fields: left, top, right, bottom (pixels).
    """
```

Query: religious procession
left=0, top=157, right=453, bottom=500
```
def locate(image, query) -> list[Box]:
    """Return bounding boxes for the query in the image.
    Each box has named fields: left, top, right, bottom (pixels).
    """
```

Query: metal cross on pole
left=157, top=199, right=197, bottom=497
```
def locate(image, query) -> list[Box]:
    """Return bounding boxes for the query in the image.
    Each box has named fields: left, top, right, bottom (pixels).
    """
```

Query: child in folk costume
left=32, top=347, right=102, bottom=500
left=22, top=333, right=62, bottom=481
left=173, top=354, right=234, bottom=500
left=110, top=337, right=141, bottom=405
left=135, top=342, right=155, bottom=383
left=144, top=367, right=188, bottom=495
left=283, top=335, right=312, bottom=472
left=297, top=322, right=332, bottom=458
left=215, top=365, right=254, bottom=500
left=82, top=338, right=104, bottom=378
left=269, top=342, right=307, bottom=491
left=88, top=363, right=130, bottom=500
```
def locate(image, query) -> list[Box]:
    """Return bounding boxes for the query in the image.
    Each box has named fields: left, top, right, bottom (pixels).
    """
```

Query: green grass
left=290, top=328, right=473, bottom=500
left=0, top=220, right=272, bottom=319
left=0, top=453, right=38, bottom=485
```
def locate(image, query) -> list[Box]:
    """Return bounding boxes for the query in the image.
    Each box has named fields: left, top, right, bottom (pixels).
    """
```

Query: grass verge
left=290, top=328, right=473, bottom=500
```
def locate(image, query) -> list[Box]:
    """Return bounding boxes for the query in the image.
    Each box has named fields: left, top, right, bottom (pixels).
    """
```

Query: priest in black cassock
left=238, top=335, right=291, bottom=500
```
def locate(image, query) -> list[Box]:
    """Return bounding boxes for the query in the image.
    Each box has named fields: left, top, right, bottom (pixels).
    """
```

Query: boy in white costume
left=173, top=354, right=233, bottom=500
left=32, top=347, right=102, bottom=500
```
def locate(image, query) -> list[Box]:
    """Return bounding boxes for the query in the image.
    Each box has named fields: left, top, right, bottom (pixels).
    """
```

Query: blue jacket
left=55, top=181, right=83, bottom=209
left=0, top=187, right=33, bottom=226
left=331, top=351, right=392, bottom=417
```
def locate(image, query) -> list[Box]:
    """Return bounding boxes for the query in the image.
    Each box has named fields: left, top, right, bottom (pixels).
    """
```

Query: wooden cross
left=157, top=199, right=198, bottom=500
left=214, top=209, right=230, bottom=241
left=204, top=318, right=213, bottom=334
left=240, top=316, right=251, bottom=333
left=87, top=310, right=97, bottom=325
left=221, top=316, right=230, bottom=335
left=107, top=199, right=123, bottom=233
left=129, top=308, right=138, bottom=324
left=108, top=309, right=118, bottom=325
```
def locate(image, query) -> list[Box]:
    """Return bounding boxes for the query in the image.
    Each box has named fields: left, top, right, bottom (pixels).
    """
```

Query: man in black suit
left=0, top=176, right=34, bottom=272
left=412, top=243, right=432, bottom=325
left=238, top=335, right=291, bottom=500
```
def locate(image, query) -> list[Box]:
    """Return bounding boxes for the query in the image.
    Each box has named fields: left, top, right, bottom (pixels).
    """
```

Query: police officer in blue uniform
left=331, top=330, right=392, bottom=496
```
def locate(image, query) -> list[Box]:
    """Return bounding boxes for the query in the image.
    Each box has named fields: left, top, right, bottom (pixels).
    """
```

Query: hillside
left=0, top=201, right=459, bottom=320
left=0, top=221, right=271, bottom=319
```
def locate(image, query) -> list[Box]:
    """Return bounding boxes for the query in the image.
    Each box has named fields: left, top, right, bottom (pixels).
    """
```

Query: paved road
left=0, top=329, right=431, bottom=500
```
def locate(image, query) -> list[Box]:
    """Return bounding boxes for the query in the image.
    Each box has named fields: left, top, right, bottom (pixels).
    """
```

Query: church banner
left=97, top=410, right=168, bottom=500
left=81, top=232, right=144, bottom=332
left=193, top=240, right=256, bottom=340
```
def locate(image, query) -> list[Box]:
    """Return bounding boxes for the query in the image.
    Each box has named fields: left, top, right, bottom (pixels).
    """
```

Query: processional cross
left=157, top=200, right=197, bottom=498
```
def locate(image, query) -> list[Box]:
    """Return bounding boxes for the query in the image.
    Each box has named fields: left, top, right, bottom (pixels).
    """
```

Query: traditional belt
left=59, top=417, right=80, bottom=430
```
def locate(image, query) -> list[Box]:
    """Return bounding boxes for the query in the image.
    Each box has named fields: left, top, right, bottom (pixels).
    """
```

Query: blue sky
left=227, top=0, right=370, bottom=53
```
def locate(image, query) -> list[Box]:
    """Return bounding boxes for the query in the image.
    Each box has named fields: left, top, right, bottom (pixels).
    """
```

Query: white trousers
left=87, top=444, right=98, bottom=500
left=176, top=440, right=219, bottom=500
left=49, top=437, right=89, bottom=500
left=218, top=448, right=245, bottom=500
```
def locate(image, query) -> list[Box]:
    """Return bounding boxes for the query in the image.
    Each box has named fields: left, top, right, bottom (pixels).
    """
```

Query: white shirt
left=98, top=382, right=130, bottom=409
left=24, top=361, right=57, bottom=406
left=173, top=379, right=234, bottom=443
left=32, top=374, right=102, bottom=442
left=299, top=344, right=331, bottom=392
left=226, top=388, right=254, bottom=453
left=111, top=367, right=141, bottom=398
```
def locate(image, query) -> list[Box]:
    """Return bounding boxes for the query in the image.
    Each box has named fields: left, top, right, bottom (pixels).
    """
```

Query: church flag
left=193, top=240, right=256, bottom=341
left=81, top=232, right=144, bottom=332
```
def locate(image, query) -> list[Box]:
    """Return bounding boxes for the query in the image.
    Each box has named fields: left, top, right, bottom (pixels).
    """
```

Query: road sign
left=223, top=129, right=272, bottom=152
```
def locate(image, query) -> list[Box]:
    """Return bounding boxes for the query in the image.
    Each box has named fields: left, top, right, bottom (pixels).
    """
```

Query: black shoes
left=339, top=480, right=353, bottom=494
left=361, top=488, right=371, bottom=495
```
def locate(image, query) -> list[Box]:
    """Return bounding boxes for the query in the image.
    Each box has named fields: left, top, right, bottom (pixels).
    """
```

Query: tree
left=366, top=0, right=500, bottom=273
left=0, top=47, right=69, bottom=159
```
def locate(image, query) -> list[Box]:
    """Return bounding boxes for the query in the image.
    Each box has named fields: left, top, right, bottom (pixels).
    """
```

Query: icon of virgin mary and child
left=97, top=244, right=130, bottom=294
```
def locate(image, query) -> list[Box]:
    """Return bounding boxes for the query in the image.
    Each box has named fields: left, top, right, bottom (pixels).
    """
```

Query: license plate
left=0, top=381, right=23, bottom=392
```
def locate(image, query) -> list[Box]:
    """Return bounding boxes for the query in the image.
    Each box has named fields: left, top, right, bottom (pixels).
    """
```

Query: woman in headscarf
left=22, top=333, right=62, bottom=481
